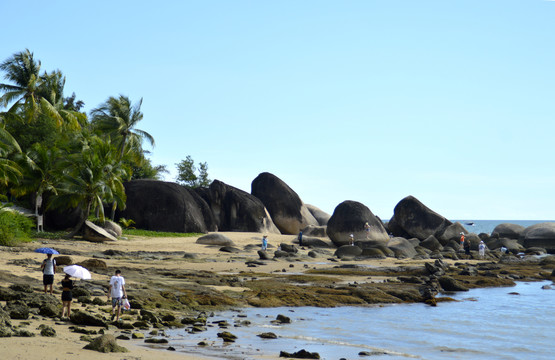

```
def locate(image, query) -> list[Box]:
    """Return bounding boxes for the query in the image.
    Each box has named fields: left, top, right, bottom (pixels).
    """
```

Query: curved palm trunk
left=65, top=202, right=91, bottom=239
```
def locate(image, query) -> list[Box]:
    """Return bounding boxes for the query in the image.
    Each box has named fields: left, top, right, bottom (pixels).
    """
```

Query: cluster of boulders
left=41, top=171, right=555, bottom=256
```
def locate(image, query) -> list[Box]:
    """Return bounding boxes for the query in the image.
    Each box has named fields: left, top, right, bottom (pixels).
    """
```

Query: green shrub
left=0, top=210, right=34, bottom=246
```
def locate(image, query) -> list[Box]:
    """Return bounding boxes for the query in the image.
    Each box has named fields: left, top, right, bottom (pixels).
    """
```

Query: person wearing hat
left=479, top=240, right=486, bottom=259
left=349, top=234, right=355, bottom=246
left=261, top=235, right=268, bottom=251
left=460, top=232, right=465, bottom=251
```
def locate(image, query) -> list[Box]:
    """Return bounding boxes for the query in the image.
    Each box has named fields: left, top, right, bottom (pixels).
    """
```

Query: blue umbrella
left=34, top=247, right=60, bottom=255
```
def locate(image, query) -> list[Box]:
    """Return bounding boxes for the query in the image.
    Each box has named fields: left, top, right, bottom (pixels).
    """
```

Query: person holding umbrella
left=40, top=253, right=56, bottom=295
left=60, top=274, right=74, bottom=319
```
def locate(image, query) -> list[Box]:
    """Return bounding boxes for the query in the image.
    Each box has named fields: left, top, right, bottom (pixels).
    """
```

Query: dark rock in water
left=144, top=338, right=169, bottom=344
left=257, top=332, right=278, bottom=339
left=492, top=223, right=526, bottom=239
left=326, top=201, right=389, bottom=246
left=387, top=237, right=417, bottom=259
left=388, top=196, right=453, bottom=240
left=304, top=205, right=331, bottom=226
left=541, top=285, right=552, bottom=290
left=334, top=245, right=363, bottom=259
left=438, top=276, right=469, bottom=292
left=522, top=223, right=555, bottom=253
left=251, top=172, right=318, bottom=234
left=274, top=314, right=291, bottom=324
left=279, top=349, right=320, bottom=359
left=116, top=179, right=214, bottom=233
left=217, top=331, right=237, bottom=342
left=197, top=233, right=235, bottom=246
left=195, top=180, right=279, bottom=234
left=219, top=246, right=240, bottom=253
left=84, top=334, right=129, bottom=353
left=359, top=351, right=388, bottom=356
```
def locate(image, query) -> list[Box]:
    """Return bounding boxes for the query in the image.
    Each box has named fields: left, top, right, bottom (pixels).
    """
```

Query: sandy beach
left=0, top=231, right=548, bottom=359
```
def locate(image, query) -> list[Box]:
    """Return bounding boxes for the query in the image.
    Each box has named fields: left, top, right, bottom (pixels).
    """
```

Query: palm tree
left=90, top=95, right=155, bottom=159
left=49, top=135, right=128, bottom=238
left=0, top=49, right=42, bottom=117
left=0, top=123, right=22, bottom=187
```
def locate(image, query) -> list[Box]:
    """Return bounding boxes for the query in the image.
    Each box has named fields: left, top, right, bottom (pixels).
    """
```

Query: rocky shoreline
left=1, top=232, right=554, bottom=359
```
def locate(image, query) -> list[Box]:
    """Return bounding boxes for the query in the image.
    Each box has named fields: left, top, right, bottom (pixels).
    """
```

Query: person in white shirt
left=107, top=269, right=126, bottom=321
left=40, top=254, right=56, bottom=295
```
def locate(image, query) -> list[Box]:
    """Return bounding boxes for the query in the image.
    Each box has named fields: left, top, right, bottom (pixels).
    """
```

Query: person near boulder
left=60, top=274, right=74, bottom=319
left=464, top=236, right=471, bottom=256
left=478, top=240, right=486, bottom=259
left=500, top=246, right=508, bottom=254
left=261, top=235, right=268, bottom=251
left=108, top=269, right=127, bottom=322
left=460, top=232, right=465, bottom=250
left=298, top=231, right=303, bottom=246
left=40, top=254, right=56, bottom=295
left=349, top=234, right=355, bottom=246
left=364, top=222, right=370, bottom=239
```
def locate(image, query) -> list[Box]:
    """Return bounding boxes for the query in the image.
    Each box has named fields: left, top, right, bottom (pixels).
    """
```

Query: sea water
left=152, top=220, right=555, bottom=359
left=160, top=281, right=554, bottom=360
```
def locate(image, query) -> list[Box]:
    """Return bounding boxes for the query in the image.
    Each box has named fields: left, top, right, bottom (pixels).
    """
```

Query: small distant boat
left=465, top=222, right=475, bottom=226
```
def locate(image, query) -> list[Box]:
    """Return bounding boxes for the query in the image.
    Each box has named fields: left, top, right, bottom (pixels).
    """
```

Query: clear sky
left=2, top=1, right=554, bottom=220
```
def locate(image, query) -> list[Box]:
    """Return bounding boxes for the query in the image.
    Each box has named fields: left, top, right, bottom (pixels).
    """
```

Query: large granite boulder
left=389, top=196, right=452, bottom=240
left=301, top=225, right=327, bottom=238
left=521, top=223, right=555, bottom=253
left=326, top=201, right=389, bottom=247
left=195, top=180, right=279, bottom=234
left=83, top=221, right=117, bottom=242
left=334, top=245, right=363, bottom=259
left=116, top=180, right=215, bottom=233
left=492, top=223, right=525, bottom=239
left=305, top=204, right=331, bottom=226
left=436, top=222, right=468, bottom=245
left=44, top=205, right=83, bottom=231
left=387, top=237, right=417, bottom=259
left=420, top=235, right=443, bottom=252
left=251, top=172, right=318, bottom=234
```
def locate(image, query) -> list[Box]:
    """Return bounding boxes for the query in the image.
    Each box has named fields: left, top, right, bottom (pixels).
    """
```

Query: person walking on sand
left=364, top=222, right=371, bottom=239
left=479, top=240, right=486, bottom=259
left=60, top=274, right=74, bottom=319
left=108, top=269, right=126, bottom=322
left=261, top=235, right=268, bottom=251
left=40, top=254, right=56, bottom=295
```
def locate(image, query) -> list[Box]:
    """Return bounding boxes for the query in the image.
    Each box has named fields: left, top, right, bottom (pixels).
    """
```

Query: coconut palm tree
left=49, top=135, right=128, bottom=238
left=0, top=123, right=22, bottom=187
left=0, top=49, right=41, bottom=112
left=90, top=95, right=155, bottom=159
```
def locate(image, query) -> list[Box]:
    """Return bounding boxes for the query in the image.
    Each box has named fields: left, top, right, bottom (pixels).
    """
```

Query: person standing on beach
left=298, top=231, right=303, bottom=246
left=349, top=234, right=355, bottom=246
left=40, top=254, right=56, bottom=295
left=464, top=236, right=471, bottom=256
left=108, top=269, right=126, bottom=322
left=60, top=274, right=74, bottom=319
left=460, top=233, right=465, bottom=250
left=261, top=235, right=268, bottom=251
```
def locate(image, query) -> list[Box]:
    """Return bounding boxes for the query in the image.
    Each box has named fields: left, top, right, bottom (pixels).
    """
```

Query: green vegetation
left=0, top=208, right=34, bottom=246
left=122, top=229, right=203, bottom=238
left=176, top=155, right=210, bottom=188
left=0, top=49, right=171, bottom=238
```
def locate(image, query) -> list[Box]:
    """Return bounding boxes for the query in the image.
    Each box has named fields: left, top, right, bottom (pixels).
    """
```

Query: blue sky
left=2, top=1, right=554, bottom=220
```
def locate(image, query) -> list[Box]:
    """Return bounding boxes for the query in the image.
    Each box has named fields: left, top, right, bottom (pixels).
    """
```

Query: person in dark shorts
left=40, top=254, right=56, bottom=294
left=61, top=274, right=74, bottom=319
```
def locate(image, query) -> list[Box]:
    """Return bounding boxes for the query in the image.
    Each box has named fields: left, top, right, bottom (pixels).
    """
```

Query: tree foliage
left=176, top=155, right=211, bottom=188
